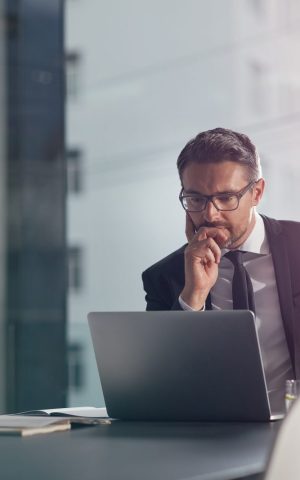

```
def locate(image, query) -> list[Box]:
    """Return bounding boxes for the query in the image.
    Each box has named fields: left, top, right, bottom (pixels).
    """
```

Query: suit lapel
left=262, top=215, right=296, bottom=375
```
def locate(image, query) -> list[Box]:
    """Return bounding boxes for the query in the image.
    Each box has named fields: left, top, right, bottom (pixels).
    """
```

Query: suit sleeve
left=142, top=270, right=183, bottom=311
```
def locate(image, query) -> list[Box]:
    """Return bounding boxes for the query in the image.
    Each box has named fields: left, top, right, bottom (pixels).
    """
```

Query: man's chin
left=212, top=228, right=232, bottom=249
left=217, top=236, right=233, bottom=249
left=225, top=230, right=248, bottom=250
left=214, top=228, right=247, bottom=249
left=220, top=239, right=231, bottom=249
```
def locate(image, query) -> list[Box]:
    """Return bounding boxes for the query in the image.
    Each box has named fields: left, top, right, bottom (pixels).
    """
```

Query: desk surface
left=0, top=420, right=280, bottom=480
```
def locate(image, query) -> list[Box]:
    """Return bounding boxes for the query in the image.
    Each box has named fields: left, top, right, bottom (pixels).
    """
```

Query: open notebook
left=13, top=406, right=110, bottom=425
left=18, top=406, right=108, bottom=417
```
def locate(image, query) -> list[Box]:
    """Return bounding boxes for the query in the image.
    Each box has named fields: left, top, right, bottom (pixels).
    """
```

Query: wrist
left=180, top=287, right=208, bottom=311
left=179, top=295, right=205, bottom=311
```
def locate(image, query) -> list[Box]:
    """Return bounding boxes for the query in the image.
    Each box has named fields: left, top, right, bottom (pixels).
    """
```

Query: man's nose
left=203, top=200, right=220, bottom=222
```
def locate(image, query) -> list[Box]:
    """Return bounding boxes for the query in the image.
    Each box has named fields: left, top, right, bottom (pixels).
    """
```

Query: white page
left=42, top=406, right=108, bottom=418
left=0, top=415, right=69, bottom=428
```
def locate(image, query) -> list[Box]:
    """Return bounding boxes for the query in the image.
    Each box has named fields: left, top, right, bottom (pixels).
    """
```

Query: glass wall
left=65, top=0, right=300, bottom=406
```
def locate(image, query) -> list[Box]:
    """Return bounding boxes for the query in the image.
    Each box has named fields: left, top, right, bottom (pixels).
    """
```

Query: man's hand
left=180, top=214, right=229, bottom=310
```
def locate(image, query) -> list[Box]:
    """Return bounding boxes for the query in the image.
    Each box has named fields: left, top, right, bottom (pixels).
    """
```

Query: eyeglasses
left=179, top=180, right=257, bottom=213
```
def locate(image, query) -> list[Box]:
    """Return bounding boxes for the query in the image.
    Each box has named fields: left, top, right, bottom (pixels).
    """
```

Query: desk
left=0, top=421, right=280, bottom=480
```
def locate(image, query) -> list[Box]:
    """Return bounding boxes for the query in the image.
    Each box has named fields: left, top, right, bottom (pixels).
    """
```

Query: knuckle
left=206, top=237, right=214, bottom=248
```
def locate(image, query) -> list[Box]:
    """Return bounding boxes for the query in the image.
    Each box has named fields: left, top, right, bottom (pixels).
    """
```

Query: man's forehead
left=181, top=161, right=249, bottom=193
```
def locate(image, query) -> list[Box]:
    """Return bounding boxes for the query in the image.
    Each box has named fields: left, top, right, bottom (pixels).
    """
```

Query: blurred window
left=65, top=51, right=81, bottom=99
left=67, top=148, right=83, bottom=194
left=68, top=342, right=84, bottom=390
left=68, top=246, right=83, bottom=291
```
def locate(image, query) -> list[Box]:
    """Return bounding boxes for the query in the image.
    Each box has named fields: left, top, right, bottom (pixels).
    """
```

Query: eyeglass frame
left=179, top=180, right=258, bottom=213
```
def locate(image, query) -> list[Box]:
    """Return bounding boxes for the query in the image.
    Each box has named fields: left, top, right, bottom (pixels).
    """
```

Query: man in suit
left=142, top=127, right=300, bottom=403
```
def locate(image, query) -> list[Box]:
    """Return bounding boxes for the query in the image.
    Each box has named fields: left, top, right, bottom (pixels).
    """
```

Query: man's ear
left=252, top=178, right=265, bottom=206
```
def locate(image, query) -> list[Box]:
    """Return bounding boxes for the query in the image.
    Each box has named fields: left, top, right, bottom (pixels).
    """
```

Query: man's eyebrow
left=183, top=189, right=202, bottom=195
left=183, top=188, right=236, bottom=195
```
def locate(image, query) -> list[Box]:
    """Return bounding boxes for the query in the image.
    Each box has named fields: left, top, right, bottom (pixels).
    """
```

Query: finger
left=205, top=237, right=222, bottom=264
left=197, top=226, right=229, bottom=247
left=189, top=238, right=220, bottom=265
left=185, top=213, right=197, bottom=242
left=201, top=245, right=216, bottom=265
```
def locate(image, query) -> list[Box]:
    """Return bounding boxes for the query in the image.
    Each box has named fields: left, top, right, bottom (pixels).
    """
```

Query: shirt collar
left=222, top=211, right=270, bottom=256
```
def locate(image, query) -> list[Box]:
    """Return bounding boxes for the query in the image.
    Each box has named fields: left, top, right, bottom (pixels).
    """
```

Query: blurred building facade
left=0, top=0, right=67, bottom=413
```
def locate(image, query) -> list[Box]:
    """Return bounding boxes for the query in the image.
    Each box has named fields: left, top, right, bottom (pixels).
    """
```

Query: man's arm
left=142, top=215, right=226, bottom=311
left=180, top=214, right=226, bottom=310
left=142, top=269, right=183, bottom=311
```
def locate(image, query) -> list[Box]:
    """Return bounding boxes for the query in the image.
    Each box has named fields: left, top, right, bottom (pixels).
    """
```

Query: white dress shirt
left=180, top=212, right=293, bottom=408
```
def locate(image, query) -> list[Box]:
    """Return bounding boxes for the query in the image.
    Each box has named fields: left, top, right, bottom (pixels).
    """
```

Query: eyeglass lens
left=182, top=194, right=239, bottom=212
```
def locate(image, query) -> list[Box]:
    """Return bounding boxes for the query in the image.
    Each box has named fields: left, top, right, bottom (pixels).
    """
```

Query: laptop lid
left=88, top=310, right=279, bottom=422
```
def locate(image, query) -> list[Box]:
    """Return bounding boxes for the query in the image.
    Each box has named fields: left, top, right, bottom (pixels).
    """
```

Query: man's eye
left=217, top=195, right=234, bottom=203
left=189, top=197, right=204, bottom=204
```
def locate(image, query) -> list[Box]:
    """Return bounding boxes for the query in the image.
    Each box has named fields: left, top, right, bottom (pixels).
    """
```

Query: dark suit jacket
left=142, top=215, right=300, bottom=377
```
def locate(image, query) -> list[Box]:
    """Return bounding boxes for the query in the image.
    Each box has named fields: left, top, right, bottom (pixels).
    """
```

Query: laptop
left=88, top=311, right=284, bottom=422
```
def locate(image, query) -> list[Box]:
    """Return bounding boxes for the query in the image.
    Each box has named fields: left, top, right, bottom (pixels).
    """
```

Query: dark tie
left=225, top=251, right=256, bottom=315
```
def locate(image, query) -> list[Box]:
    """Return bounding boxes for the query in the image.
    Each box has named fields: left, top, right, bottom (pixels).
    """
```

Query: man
left=142, top=127, right=300, bottom=405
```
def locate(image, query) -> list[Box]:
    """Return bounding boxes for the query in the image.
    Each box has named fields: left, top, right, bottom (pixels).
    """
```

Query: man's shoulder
left=262, top=215, right=300, bottom=256
left=262, top=214, right=300, bottom=235
left=278, top=219, right=300, bottom=230
left=142, top=244, right=186, bottom=279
